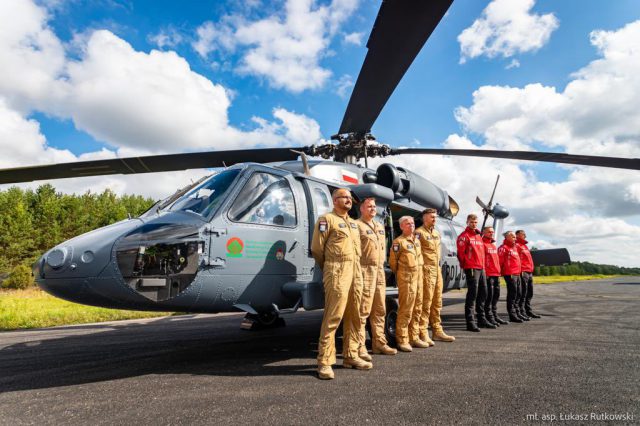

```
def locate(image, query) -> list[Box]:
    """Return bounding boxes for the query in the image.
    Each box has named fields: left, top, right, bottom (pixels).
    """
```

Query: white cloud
left=343, top=31, right=363, bottom=46
left=335, top=74, right=354, bottom=98
left=458, top=0, right=558, bottom=63
left=148, top=28, right=184, bottom=49
left=505, top=59, right=520, bottom=69
left=192, top=0, right=360, bottom=93
left=455, top=20, right=640, bottom=158
left=0, top=0, right=326, bottom=198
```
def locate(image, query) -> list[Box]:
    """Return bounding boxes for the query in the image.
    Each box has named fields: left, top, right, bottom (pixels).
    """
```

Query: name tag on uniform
left=319, top=220, right=327, bottom=232
left=366, top=230, right=373, bottom=234
left=407, top=244, right=414, bottom=249
left=392, top=243, right=399, bottom=252
left=350, top=223, right=357, bottom=229
left=339, top=223, right=347, bottom=228
left=378, top=230, right=384, bottom=235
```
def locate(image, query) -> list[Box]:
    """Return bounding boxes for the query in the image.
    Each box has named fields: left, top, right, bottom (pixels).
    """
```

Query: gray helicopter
left=1, top=0, right=637, bottom=340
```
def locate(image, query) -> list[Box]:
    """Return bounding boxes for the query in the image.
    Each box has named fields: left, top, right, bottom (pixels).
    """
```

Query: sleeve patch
left=392, top=243, right=399, bottom=252
left=319, top=220, right=327, bottom=232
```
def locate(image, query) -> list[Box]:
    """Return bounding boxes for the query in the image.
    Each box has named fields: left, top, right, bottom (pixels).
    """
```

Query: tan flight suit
left=415, top=225, right=444, bottom=338
left=356, top=218, right=388, bottom=352
left=389, top=234, right=423, bottom=345
left=311, top=210, right=363, bottom=366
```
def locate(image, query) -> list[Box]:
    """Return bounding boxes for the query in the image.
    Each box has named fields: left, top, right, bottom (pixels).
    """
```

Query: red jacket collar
left=516, top=237, right=529, bottom=245
left=465, top=226, right=480, bottom=236
left=483, top=236, right=495, bottom=243
left=503, top=239, right=515, bottom=247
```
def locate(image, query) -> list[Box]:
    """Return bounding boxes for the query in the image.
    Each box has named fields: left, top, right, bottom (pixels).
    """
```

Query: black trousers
left=504, top=274, right=520, bottom=316
left=521, top=271, right=534, bottom=313
left=464, top=268, right=487, bottom=324
left=484, top=276, right=500, bottom=319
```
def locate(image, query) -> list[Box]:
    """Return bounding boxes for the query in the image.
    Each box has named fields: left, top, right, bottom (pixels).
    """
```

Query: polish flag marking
left=342, top=170, right=358, bottom=184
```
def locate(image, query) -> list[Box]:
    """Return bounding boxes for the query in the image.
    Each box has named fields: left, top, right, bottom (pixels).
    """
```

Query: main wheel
left=241, top=312, right=285, bottom=330
left=385, top=296, right=399, bottom=347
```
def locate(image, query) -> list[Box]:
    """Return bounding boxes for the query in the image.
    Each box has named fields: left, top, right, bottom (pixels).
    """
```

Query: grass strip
left=0, top=288, right=171, bottom=331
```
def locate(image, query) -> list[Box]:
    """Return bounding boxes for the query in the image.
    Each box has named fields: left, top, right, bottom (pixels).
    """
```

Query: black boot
left=477, top=318, right=497, bottom=329
left=526, top=311, right=541, bottom=319
left=485, top=311, right=499, bottom=327
left=494, top=314, right=509, bottom=325
left=509, top=313, right=523, bottom=323
left=466, top=322, right=480, bottom=332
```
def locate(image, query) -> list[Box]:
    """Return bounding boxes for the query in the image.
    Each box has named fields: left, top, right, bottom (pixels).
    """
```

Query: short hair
left=331, top=188, right=350, bottom=199
left=483, top=226, right=494, bottom=232
left=361, top=197, right=376, bottom=204
left=399, top=215, right=414, bottom=226
left=467, top=214, right=478, bottom=221
left=422, top=208, right=437, bottom=215
left=516, top=229, right=525, bottom=235
left=503, top=230, right=514, bottom=238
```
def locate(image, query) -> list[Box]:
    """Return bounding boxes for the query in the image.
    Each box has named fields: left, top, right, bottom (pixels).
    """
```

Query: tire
left=385, top=296, right=399, bottom=347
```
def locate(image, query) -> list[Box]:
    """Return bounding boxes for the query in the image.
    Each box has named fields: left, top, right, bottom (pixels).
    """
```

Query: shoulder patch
left=392, top=243, right=399, bottom=252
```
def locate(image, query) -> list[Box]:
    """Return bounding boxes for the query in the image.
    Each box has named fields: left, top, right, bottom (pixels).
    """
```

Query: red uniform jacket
left=483, top=237, right=500, bottom=277
left=498, top=240, right=521, bottom=275
left=516, top=238, right=534, bottom=273
left=457, top=227, right=485, bottom=270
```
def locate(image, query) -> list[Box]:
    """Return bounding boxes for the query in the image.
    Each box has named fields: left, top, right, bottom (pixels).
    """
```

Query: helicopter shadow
left=0, top=308, right=327, bottom=393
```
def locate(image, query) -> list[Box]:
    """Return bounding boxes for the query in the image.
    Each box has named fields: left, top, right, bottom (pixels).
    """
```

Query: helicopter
left=1, top=0, right=638, bottom=340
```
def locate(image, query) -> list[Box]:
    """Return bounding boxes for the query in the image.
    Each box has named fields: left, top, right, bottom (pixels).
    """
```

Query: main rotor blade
left=0, top=147, right=303, bottom=184
left=531, top=248, right=571, bottom=267
left=338, top=0, right=453, bottom=135
left=390, top=148, right=640, bottom=170
left=487, top=174, right=500, bottom=207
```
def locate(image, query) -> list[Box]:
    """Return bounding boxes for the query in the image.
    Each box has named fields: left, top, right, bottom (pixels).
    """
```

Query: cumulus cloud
left=335, top=74, right=354, bottom=98
left=0, top=0, right=325, bottom=198
left=343, top=31, right=364, bottom=46
left=458, top=0, right=558, bottom=63
left=455, top=20, right=640, bottom=159
left=148, top=27, right=184, bottom=49
left=192, top=0, right=359, bottom=93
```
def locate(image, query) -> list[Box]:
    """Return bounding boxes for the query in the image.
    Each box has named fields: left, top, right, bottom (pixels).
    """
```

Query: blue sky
left=1, top=0, right=639, bottom=266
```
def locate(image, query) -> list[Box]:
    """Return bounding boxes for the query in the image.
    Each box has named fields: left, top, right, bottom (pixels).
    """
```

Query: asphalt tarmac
left=1, top=277, right=639, bottom=425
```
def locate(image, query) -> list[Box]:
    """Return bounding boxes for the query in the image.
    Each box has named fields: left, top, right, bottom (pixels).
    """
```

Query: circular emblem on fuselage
left=226, top=237, right=244, bottom=258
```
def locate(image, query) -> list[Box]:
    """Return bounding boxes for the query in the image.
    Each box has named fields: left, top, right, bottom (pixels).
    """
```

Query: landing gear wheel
left=241, top=312, right=286, bottom=330
left=385, top=296, right=399, bottom=347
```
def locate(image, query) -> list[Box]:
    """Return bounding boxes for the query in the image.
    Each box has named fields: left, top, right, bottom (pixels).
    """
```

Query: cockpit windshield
left=166, top=169, right=240, bottom=217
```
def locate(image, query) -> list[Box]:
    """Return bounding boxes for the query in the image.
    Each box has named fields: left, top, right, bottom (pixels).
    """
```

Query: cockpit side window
left=167, top=169, right=240, bottom=218
left=312, top=187, right=331, bottom=216
left=228, top=172, right=297, bottom=227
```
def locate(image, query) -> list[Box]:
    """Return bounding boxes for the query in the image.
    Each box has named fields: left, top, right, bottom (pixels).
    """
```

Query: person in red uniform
left=457, top=214, right=492, bottom=332
left=482, top=226, right=507, bottom=326
left=498, top=231, right=523, bottom=323
left=516, top=230, right=540, bottom=319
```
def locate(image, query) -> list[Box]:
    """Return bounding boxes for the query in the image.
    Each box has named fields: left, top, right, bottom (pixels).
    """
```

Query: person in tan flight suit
left=356, top=197, right=397, bottom=360
left=388, top=216, right=428, bottom=352
left=415, top=208, right=456, bottom=345
left=311, top=188, right=370, bottom=380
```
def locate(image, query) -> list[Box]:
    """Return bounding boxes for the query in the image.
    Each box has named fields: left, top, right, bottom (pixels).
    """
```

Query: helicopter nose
left=35, top=218, right=143, bottom=306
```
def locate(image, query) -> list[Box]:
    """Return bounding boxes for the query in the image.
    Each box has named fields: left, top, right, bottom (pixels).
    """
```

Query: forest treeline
left=0, top=184, right=155, bottom=288
left=0, top=184, right=638, bottom=288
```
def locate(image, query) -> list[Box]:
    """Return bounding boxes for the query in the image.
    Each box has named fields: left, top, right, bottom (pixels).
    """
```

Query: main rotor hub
left=304, top=133, right=391, bottom=164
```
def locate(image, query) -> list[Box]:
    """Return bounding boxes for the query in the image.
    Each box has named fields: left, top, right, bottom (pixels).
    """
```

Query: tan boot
left=358, top=349, right=372, bottom=362
left=397, top=342, right=413, bottom=352
left=372, top=345, right=398, bottom=355
left=343, top=357, right=373, bottom=370
left=432, top=331, right=455, bottom=342
left=410, top=339, right=430, bottom=348
left=424, top=336, right=435, bottom=347
left=317, top=365, right=335, bottom=380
